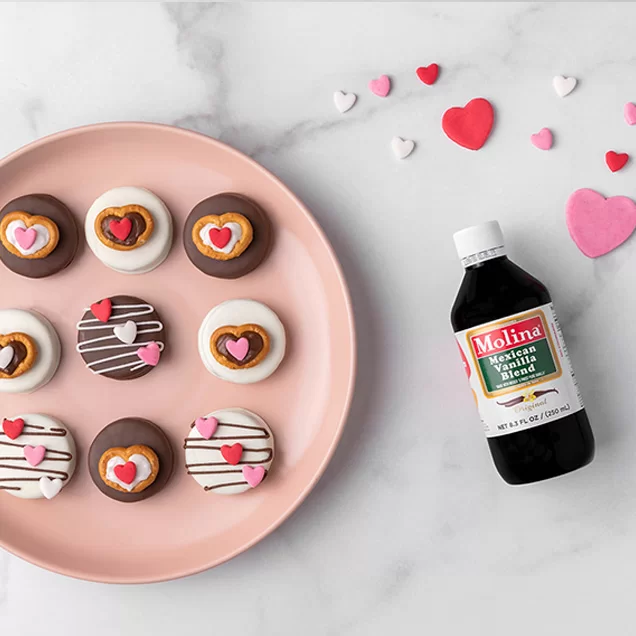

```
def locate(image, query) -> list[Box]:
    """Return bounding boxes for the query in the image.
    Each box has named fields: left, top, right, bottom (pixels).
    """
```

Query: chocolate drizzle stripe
left=0, top=440, right=71, bottom=457
left=0, top=456, right=71, bottom=462
left=186, top=455, right=271, bottom=470
left=0, top=464, right=69, bottom=478
left=189, top=421, right=270, bottom=434
left=204, top=481, right=248, bottom=491
left=183, top=446, right=273, bottom=461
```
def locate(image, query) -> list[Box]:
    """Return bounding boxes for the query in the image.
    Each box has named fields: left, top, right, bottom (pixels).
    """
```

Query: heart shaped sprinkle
left=2, top=417, right=24, bottom=440
left=114, top=461, right=137, bottom=485
left=91, top=298, right=112, bottom=323
left=369, top=75, right=391, bottom=97
left=530, top=128, right=553, bottom=150
left=24, top=445, right=46, bottom=467
left=136, top=342, right=160, bottom=366
left=209, top=226, right=231, bottom=249
left=391, top=137, right=415, bottom=160
left=242, top=465, right=265, bottom=488
left=605, top=151, right=629, bottom=172
left=442, top=98, right=494, bottom=151
left=195, top=416, right=218, bottom=440
left=14, top=226, right=37, bottom=250
left=113, top=320, right=137, bottom=344
left=566, top=188, right=636, bottom=258
left=333, top=91, right=356, bottom=113
left=553, top=75, right=577, bottom=98
left=0, top=345, right=14, bottom=370
left=39, top=476, right=63, bottom=500
left=109, top=217, right=132, bottom=241
left=416, top=63, right=439, bottom=85
left=221, top=443, right=243, bottom=465
left=225, top=337, right=249, bottom=361
left=624, top=103, right=636, bottom=126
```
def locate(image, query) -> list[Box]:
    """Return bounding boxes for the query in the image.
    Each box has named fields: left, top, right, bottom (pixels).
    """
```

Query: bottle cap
left=453, top=220, right=506, bottom=268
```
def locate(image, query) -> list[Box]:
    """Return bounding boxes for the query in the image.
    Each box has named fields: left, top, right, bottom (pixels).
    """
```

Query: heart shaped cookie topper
left=530, top=128, right=553, bottom=150
left=416, top=64, right=439, bottom=85
left=606, top=151, right=629, bottom=173
left=2, top=417, right=25, bottom=440
left=334, top=90, right=356, bottom=113
left=369, top=75, right=391, bottom=97
left=24, top=445, right=46, bottom=467
left=442, top=98, right=494, bottom=150
left=14, top=226, right=37, bottom=250
left=114, top=461, right=137, bottom=485
left=0, top=210, right=60, bottom=260
left=553, top=75, right=577, bottom=98
left=109, top=217, right=132, bottom=241
left=225, top=337, right=249, bottom=361
left=195, top=416, right=218, bottom=440
left=113, top=320, right=137, bottom=345
left=0, top=345, right=14, bottom=370
left=137, top=342, right=161, bottom=367
left=210, top=226, right=231, bottom=249
left=243, top=465, right=265, bottom=488
left=91, top=298, right=112, bottom=323
left=39, top=476, right=63, bottom=500
left=566, top=188, right=636, bottom=258
left=391, top=137, right=415, bottom=160
left=221, top=443, right=243, bottom=465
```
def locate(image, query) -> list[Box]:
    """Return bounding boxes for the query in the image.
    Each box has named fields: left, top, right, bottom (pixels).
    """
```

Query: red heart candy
left=114, top=461, right=137, bottom=485
left=90, top=298, right=112, bottom=323
left=442, top=98, right=494, bottom=151
left=2, top=417, right=25, bottom=440
left=416, top=63, right=439, bottom=85
left=220, top=443, right=243, bottom=465
left=210, top=227, right=231, bottom=249
left=109, top=217, right=132, bottom=241
left=606, top=151, right=629, bottom=173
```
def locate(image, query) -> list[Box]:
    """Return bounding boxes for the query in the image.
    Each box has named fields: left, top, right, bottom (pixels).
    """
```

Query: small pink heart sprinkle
left=530, top=128, right=553, bottom=150
left=625, top=102, right=636, bottom=126
left=225, top=337, right=249, bottom=361
left=369, top=75, right=391, bottom=98
left=195, top=416, right=218, bottom=440
left=243, top=465, right=265, bottom=488
left=14, top=226, right=37, bottom=250
left=136, top=342, right=160, bottom=366
left=24, top=445, right=46, bottom=467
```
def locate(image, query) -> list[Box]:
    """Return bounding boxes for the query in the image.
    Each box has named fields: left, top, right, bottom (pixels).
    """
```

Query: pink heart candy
left=136, top=342, right=161, bottom=366
left=14, top=226, right=37, bottom=250
left=530, top=127, right=553, bottom=150
left=242, top=465, right=265, bottom=488
left=566, top=188, right=636, bottom=258
left=625, top=102, right=636, bottom=126
left=195, top=416, right=218, bottom=440
left=225, top=337, right=249, bottom=361
left=24, top=445, right=46, bottom=467
left=369, top=75, right=391, bottom=97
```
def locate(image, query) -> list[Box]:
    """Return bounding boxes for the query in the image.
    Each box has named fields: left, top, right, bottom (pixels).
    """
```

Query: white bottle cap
left=453, top=220, right=506, bottom=268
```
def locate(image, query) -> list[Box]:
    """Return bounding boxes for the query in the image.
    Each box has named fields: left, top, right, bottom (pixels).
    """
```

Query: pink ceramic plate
left=0, top=123, right=356, bottom=583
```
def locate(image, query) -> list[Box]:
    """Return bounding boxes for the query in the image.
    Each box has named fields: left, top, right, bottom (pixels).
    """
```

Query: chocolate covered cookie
left=183, top=193, right=272, bottom=279
left=0, top=194, right=79, bottom=278
left=76, top=295, right=165, bottom=380
left=88, top=418, right=173, bottom=502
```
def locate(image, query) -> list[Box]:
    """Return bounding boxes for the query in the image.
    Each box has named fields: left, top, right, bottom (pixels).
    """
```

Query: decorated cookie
left=0, top=414, right=76, bottom=499
left=88, top=417, right=174, bottom=502
left=184, top=408, right=275, bottom=495
left=85, top=187, right=173, bottom=274
left=0, top=194, right=79, bottom=278
left=183, top=193, right=272, bottom=279
left=76, top=295, right=165, bottom=380
left=0, top=309, right=60, bottom=394
left=198, top=299, right=286, bottom=384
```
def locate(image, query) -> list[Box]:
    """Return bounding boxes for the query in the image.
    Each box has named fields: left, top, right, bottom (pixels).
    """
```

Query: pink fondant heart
left=24, top=445, right=46, bottom=467
left=625, top=102, right=636, bottom=126
left=136, top=342, right=160, bottom=366
left=242, top=465, right=265, bottom=488
left=225, top=337, right=249, bottom=361
left=369, top=75, right=391, bottom=97
left=195, top=416, right=218, bottom=440
left=530, top=128, right=553, bottom=150
left=14, top=226, right=37, bottom=250
left=566, top=188, right=636, bottom=258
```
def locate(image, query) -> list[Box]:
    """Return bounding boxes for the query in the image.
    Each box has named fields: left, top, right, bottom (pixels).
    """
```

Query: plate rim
left=0, top=121, right=357, bottom=584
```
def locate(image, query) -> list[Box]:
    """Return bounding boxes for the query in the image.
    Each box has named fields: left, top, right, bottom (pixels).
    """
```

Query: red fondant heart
left=606, top=151, right=629, bottom=173
left=220, top=443, right=243, bottom=465
left=114, top=461, right=137, bottom=485
left=442, top=98, right=494, bottom=150
left=210, top=227, right=231, bottom=249
left=416, top=63, right=439, bottom=85
left=90, top=298, right=112, bottom=323
left=109, top=217, right=132, bottom=241
left=2, top=417, right=24, bottom=440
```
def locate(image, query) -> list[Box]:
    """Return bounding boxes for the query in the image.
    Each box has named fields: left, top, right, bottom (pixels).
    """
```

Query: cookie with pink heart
left=184, top=408, right=275, bottom=495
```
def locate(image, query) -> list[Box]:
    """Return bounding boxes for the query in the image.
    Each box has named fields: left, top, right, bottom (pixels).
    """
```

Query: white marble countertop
left=2, top=2, right=636, bottom=633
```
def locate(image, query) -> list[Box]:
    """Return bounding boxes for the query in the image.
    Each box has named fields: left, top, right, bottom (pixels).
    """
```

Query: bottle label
left=455, top=303, right=584, bottom=438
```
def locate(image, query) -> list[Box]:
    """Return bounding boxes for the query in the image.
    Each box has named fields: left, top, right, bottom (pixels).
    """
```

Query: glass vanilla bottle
left=451, top=221, right=594, bottom=484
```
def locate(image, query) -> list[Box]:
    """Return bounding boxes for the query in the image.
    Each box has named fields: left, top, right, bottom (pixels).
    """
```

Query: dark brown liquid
left=451, top=256, right=594, bottom=485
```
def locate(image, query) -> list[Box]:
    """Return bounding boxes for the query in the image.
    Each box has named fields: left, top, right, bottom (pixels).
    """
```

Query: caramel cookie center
left=210, top=323, right=270, bottom=370
left=95, top=205, right=154, bottom=251
left=0, top=332, right=37, bottom=379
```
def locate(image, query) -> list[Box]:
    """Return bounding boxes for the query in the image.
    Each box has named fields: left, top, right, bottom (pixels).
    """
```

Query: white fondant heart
left=553, top=75, right=577, bottom=98
left=0, top=345, right=14, bottom=370
left=113, top=320, right=137, bottom=345
left=391, top=137, right=415, bottom=160
left=334, top=91, right=356, bottom=113
left=5, top=220, right=51, bottom=256
left=199, top=222, right=242, bottom=254
left=39, top=476, right=63, bottom=500
left=105, top=454, right=152, bottom=491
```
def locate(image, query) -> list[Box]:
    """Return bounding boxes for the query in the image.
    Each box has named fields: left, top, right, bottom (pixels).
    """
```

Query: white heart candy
left=553, top=75, right=577, bottom=98
left=39, top=476, right=63, bottom=499
left=334, top=91, right=356, bottom=114
left=391, top=137, right=415, bottom=160
left=113, top=320, right=137, bottom=345
left=0, top=345, right=15, bottom=370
